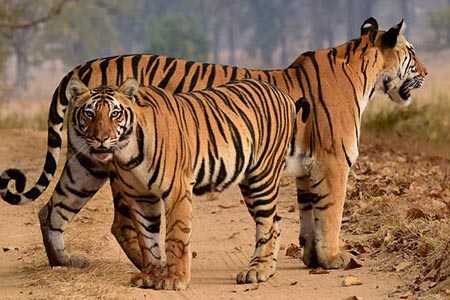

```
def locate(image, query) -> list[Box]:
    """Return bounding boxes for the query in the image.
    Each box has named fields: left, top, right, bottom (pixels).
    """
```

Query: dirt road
left=0, top=130, right=404, bottom=300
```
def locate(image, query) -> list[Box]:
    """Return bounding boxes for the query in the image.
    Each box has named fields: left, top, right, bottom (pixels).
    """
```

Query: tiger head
left=66, top=78, right=139, bottom=163
left=362, top=17, right=428, bottom=105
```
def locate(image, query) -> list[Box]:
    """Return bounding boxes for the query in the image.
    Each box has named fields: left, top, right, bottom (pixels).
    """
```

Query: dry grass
left=363, top=90, right=450, bottom=150
left=0, top=100, right=48, bottom=130
left=344, top=142, right=450, bottom=297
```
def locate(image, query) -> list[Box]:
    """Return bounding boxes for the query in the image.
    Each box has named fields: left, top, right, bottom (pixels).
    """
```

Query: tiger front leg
left=154, top=187, right=193, bottom=290
left=38, top=161, right=108, bottom=267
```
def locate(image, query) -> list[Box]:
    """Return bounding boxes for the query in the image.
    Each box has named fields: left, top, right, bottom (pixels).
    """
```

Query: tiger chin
left=66, top=77, right=301, bottom=290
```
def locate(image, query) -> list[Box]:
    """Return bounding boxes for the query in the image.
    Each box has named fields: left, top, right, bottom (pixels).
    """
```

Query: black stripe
left=131, top=55, right=141, bottom=81
left=342, top=141, right=352, bottom=168
left=99, top=59, right=109, bottom=85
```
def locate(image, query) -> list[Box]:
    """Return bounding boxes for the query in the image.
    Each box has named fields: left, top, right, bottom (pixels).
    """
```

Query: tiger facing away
left=66, top=77, right=298, bottom=289
left=0, top=17, right=427, bottom=272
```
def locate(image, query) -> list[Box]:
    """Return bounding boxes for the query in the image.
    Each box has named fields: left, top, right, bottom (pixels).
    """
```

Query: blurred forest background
left=0, top=0, right=449, bottom=95
left=0, top=0, right=449, bottom=148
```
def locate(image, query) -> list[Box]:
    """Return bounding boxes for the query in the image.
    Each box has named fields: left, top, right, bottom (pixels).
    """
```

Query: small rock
left=343, top=297, right=363, bottom=300
left=192, top=251, right=198, bottom=258
left=288, top=205, right=296, bottom=213
left=342, top=275, right=363, bottom=287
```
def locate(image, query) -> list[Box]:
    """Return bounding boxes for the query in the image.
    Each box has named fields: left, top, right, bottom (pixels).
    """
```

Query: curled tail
left=0, top=71, right=74, bottom=205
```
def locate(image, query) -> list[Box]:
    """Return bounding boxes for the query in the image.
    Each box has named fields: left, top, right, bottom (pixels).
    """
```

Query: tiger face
left=66, top=78, right=139, bottom=163
left=371, top=19, right=428, bottom=105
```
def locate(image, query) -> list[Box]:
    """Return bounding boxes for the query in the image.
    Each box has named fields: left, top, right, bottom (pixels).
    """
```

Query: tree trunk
left=14, top=44, right=28, bottom=92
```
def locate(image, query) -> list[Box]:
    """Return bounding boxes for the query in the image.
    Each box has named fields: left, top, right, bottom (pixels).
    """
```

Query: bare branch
left=0, top=0, right=73, bottom=30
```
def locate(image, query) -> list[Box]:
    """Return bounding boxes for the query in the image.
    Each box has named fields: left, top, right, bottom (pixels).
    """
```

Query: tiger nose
left=96, top=134, right=110, bottom=143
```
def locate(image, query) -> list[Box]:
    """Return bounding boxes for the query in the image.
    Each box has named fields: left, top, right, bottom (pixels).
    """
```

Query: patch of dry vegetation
left=344, top=142, right=450, bottom=297
left=0, top=100, right=48, bottom=130
left=363, top=91, right=450, bottom=149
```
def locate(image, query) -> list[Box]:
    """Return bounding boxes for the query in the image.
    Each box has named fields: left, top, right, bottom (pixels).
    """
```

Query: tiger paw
left=129, top=272, right=158, bottom=288
left=69, top=256, right=89, bottom=268
left=236, top=267, right=274, bottom=284
left=318, top=251, right=353, bottom=269
left=155, top=273, right=189, bottom=290
left=50, top=254, right=89, bottom=268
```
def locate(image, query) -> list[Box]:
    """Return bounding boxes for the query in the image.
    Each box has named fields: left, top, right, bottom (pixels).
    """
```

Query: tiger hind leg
left=312, top=164, right=352, bottom=269
left=236, top=178, right=281, bottom=284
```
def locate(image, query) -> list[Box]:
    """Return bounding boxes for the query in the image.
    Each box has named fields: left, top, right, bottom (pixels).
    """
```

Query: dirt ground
left=0, top=129, right=446, bottom=300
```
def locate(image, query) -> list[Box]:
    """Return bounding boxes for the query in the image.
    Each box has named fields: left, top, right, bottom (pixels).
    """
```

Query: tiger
left=65, top=77, right=299, bottom=289
left=0, top=17, right=427, bottom=272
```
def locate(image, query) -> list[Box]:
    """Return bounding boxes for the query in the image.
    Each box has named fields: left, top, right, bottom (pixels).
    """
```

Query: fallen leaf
left=285, top=243, right=301, bottom=258
left=309, top=268, right=329, bottom=275
left=394, top=261, right=412, bottom=272
left=354, top=243, right=368, bottom=254
left=344, top=258, right=362, bottom=270
left=342, top=275, right=362, bottom=287
left=231, top=246, right=242, bottom=253
left=416, top=243, right=429, bottom=257
left=406, top=207, right=426, bottom=220
left=288, top=205, right=295, bottom=212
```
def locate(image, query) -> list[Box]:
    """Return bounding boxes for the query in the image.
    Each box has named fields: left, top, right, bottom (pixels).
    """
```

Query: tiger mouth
left=399, top=78, right=423, bottom=101
left=91, top=148, right=114, bottom=163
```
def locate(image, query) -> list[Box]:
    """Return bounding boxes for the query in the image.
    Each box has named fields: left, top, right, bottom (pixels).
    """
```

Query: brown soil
left=0, top=129, right=444, bottom=300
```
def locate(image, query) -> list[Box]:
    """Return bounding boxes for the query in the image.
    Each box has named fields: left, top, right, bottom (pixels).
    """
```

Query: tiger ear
left=66, top=77, right=89, bottom=100
left=382, top=19, right=406, bottom=48
left=119, top=78, right=139, bottom=99
left=360, top=17, right=379, bottom=35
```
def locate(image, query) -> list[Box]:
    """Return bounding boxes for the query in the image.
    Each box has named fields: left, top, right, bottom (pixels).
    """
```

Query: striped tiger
left=0, top=17, right=427, bottom=272
left=66, top=77, right=298, bottom=289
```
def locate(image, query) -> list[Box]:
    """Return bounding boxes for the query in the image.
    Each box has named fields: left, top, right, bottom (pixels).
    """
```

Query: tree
left=0, top=0, right=72, bottom=92
left=147, top=15, right=210, bottom=61
left=37, top=1, right=121, bottom=68
left=428, top=5, right=450, bottom=48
